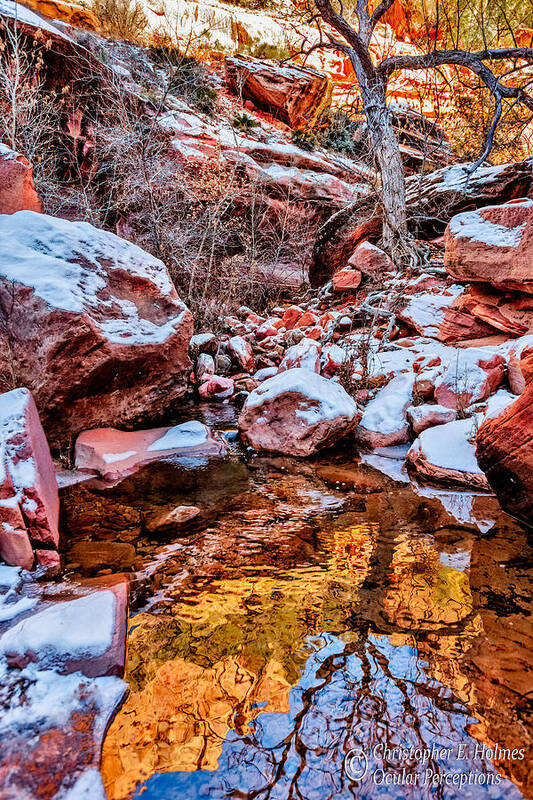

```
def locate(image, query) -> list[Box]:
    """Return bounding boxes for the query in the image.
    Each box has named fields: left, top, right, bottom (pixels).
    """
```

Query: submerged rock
left=238, top=367, right=360, bottom=456
left=0, top=212, right=192, bottom=451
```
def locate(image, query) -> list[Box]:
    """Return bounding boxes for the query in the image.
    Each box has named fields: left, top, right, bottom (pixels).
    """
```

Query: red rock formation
left=333, top=269, right=362, bottom=292
left=0, top=388, right=59, bottom=569
left=225, top=56, right=333, bottom=129
left=21, top=0, right=100, bottom=29
left=0, top=144, right=43, bottom=215
left=0, top=212, right=192, bottom=451
left=444, top=198, right=533, bottom=294
left=310, top=158, right=533, bottom=287
left=477, top=350, right=533, bottom=526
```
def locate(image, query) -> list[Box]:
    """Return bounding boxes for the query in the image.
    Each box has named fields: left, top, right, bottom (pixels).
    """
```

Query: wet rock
left=444, top=198, right=533, bottom=293
left=477, top=351, right=533, bottom=526
left=146, top=505, right=201, bottom=535
left=0, top=212, right=192, bottom=451
left=0, top=143, right=42, bottom=215
left=239, top=368, right=360, bottom=456
left=316, top=465, right=385, bottom=493
left=0, top=388, right=59, bottom=568
left=75, top=421, right=226, bottom=482
left=67, top=542, right=136, bottom=572
left=198, top=375, right=234, bottom=400
left=225, top=55, right=333, bottom=129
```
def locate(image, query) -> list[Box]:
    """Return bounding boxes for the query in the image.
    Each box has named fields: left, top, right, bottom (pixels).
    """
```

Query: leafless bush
left=0, top=24, right=61, bottom=181
left=92, top=0, right=148, bottom=42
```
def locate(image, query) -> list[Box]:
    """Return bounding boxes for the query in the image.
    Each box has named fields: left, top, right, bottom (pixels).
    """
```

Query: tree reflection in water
left=133, top=630, right=523, bottom=800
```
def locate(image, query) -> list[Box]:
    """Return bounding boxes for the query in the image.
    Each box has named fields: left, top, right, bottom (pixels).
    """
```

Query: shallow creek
left=61, top=403, right=533, bottom=800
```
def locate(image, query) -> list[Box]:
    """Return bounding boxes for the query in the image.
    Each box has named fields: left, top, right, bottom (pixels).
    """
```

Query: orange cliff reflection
left=101, top=523, right=378, bottom=800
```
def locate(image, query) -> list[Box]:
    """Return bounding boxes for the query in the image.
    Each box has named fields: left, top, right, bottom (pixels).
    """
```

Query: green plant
left=232, top=112, right=259, bottom=132
left=149, top=47, right=218, bottom=114
left=291, top=128, right=317, bottom=151
left=319, top=111, right=358, bottom=156
left=92, top=0, right=147, bottom=42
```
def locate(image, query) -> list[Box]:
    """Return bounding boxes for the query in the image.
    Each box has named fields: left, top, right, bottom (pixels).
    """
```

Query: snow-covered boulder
left=0, top=388, right=59, bottom=570
left=0, top=143, right=42, bottom=216
left=356, top=373, right=414, bottom=447
left=75, top=421, right=227, bottom=482
left=279, top=338, right=321, bottom=373
left=0, top=578, right=128, bottom=798
left=407, top=403, right=456, bottom=435
left=238, top=368, right=360, bottom=456
left=444, top=198, right=533, bottom=293
left=397, top=285, right=463, bottom=338
left=407, top=418, right=489, bottom=490
left=433, top=348, right=505, bottom=410
left=0, top=212, right=192, bottom=450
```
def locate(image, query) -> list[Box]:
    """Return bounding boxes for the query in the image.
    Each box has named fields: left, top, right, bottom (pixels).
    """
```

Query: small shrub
left=232, top=112, right=259, bottom=132
left=291, top=128, right=317, bottom=151
left=150, top=47, right=218, bottom=114
left=92, top=0, right=147, bottom=42
left=251, top=42, right=291, bottom=60
left=319, top=111, right=358, bottom=156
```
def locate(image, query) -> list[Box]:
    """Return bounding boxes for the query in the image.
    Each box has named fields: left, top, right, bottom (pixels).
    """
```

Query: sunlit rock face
left=225, top=56, right=333, bottom=129
left=0, top=212, right=192, bottom=451
left=0, top=144, right=43, bottom=216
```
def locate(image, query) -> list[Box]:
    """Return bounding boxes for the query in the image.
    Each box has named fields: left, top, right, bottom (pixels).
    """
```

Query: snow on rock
left=444, top=198, right=533, bottom=294
left=321, top=343, right=346, bottom=377
left=228, top=335, right=254, bottom=372
left=356, top=373, right=414, bottom=447
left=433, top=348, right=505, bottom=410
left=0, top=211, right=192, bottom=450
left=0, top=387, right=59, bottom=569
left=0, top=572, right=129, bottom=797
left=398, top=285, right=463, bottom=338
left=407, top=403, right=456, bottom=435
left=0, top=142, right=43, bottom=215
left=75, top=421, right=226, bottom=482
left=196, top=352, right=215, bottom=380
left=0, top=564, right=38, bottom=623
left=279, top=337, right=321, bottom=373
left=407, top=418, right=489, bottom=490
left=500, top=334, right=533, bottom=394
left=239, top=367, right=360, bottom=456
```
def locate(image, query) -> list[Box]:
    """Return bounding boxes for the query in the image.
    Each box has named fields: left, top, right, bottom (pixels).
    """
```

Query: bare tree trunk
left=346, top=53, right=408, bottom=257
left=361, top=83, right=408, bottom=255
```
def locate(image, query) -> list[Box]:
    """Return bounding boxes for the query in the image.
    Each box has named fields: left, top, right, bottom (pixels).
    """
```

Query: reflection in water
left=92, top=449, right=532, bottom=800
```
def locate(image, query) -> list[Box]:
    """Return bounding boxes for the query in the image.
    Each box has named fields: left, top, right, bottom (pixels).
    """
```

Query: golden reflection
left=102, top=521, right=378, bottom=799
left=384, top=533, right=474, bottom=629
